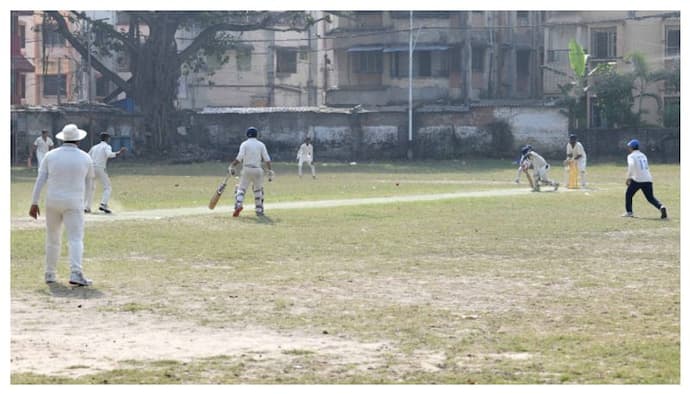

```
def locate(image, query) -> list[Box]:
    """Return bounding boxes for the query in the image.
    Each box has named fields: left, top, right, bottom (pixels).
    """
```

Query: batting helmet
left=627, top=139, right=640, bottom=149
left=569, top=134, right=577, bottom=140
left=521, top=145, right=533, bottom=156
left=246, top=127, right=258, bottom=138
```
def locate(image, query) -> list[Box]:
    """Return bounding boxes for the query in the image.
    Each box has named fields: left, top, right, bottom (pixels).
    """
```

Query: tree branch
left=45, top=11, right=132, bottom=96
left=177, top=13, right=331, bottom=65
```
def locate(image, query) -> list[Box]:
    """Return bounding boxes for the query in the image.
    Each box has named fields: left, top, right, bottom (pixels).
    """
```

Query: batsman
left=563, top=134, right=587, bottom=188
left=228, top=127, right=274, bottom=217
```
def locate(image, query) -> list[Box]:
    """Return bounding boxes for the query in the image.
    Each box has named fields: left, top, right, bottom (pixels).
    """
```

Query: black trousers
left=625, top=180, right=662, bottom=213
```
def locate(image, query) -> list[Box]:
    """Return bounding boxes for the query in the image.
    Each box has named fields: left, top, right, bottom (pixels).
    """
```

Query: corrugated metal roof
left=199, top=106, right=351, bottom=114
left=383, top=45, right=449, bottom=52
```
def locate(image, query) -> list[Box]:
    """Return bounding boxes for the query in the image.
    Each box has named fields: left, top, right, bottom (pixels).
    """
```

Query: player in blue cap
left=622, top=139, right=667, bottom=219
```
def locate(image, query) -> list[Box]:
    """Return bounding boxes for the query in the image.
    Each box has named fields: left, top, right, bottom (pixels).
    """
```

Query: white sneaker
left=621, top=212, right=634, bottom=218
left=69, top=272, right=92, bottom=286
left=45, top=272, right=56, bottom=284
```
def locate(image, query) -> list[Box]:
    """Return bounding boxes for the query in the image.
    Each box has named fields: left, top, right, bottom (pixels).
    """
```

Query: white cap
left=55, top=124, right=87, bottom=141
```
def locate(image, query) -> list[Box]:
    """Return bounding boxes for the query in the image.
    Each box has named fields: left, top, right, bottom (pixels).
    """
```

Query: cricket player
left=29, top=124, right=95, bottom=286
left=297, top=137, right=316, bottom=179
left=564, top=134, right=587, bottom=187
left=520, top=146, right=559, bottom=192
left=85, top=132, right=127, bottom=214
left=32, top=130, right=54, bottom=168
left=622, top=139, right=667, bottom=219
left=229, top=127, right=273, bottom=217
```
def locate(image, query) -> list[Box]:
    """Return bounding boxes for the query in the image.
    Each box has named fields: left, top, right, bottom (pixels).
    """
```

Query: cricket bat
left=568, top=160, right=579, bottom=189
left=208, top=173, right=231, bottom=210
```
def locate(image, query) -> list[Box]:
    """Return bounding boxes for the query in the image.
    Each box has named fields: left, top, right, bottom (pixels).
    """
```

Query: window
left=665, top=26, right=680, bottom=57
left=663, top=97, right=680, bottom=127
left=590, top=28, right=616, bottom=59
left=517, top=50, right=530, bottom=75
left=19, top=74, right=26, bottom=98
left=389, top=50, right=448, bottom=78
left=390, top=52, right=409, bottom=78
left=472, top=47, right=485, bottom=72
left=116, top=53, right=130, bottom=72
left=96, top=77, right=110, bottom=97
left=19, top=24, right=26, bottom=48
left=236, top=47, right=252, bottom=72
left=42, top=23, right=65, bottom=47
left=42, top=74, right=66, bottom=96
left=353, top=51, right=382, bottom=74
left=517, top=11, right=529, bottom=26
left=417, top=51, right=432, bottom=77
left=276, top=49, right=297, bottom=74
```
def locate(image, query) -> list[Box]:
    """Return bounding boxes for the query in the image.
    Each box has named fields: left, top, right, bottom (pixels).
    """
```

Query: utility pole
left=408, top=10, right=414, bottom=160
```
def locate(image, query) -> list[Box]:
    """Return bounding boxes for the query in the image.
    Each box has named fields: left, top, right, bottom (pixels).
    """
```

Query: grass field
left=9, top=159, right=680, bottom=384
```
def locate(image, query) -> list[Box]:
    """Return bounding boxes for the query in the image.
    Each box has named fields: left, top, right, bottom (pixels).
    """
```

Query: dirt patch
left=10, top=291, right=388, bottom=377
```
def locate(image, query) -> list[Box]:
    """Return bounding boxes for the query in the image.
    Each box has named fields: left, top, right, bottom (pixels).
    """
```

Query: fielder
left=31, top=129, right=54, bottom=168
left=622, top=139, right=667, bottom=219
left=563, top=134, right=587, bottom=188
left=296, top=137, right=316, bottom=179
left=228, top=127, right=273, bottom=217
left=29, top=124, right=95, bottom=286
left=520, top=146, right=559, bottom=192
left=84, top=132, right=127, bottom=214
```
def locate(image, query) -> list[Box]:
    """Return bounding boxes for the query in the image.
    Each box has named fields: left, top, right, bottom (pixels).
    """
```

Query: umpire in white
left=229, top=127, right=273, bottom=217
left=29, top=124, right=95, bottom=286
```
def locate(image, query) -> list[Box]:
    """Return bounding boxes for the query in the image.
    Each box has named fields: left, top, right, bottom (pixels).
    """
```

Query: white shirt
left=32, top=144, right=94, bottom=206
left=88, top=141, right=117, bottom=168
left=525, top=151, right=548, bottom=170
left=33, top=136, right=54, bottom=155
left=566, top=142, right=587, bottom=160
left=236, top=138, right=271, bottom=168
left=627, top=150, right=653, bottom=183
left=297, top=143, right=313, bottom=160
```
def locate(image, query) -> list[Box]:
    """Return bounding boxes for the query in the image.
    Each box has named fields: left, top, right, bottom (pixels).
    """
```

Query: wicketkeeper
left=228, top=127, right=273, bottom=217
left=563, top=134, right=587, bottom=188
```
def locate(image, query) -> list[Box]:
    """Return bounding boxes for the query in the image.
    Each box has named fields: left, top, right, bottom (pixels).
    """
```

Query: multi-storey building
left=177, top=11, right=330, bottom=109
left=322, top=11, right=545, bottom=107
left=543, top=11, right=680, bottom=127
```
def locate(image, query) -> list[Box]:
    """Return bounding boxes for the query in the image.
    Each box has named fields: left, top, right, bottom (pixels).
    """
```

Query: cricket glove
left=267, top=169, right=275, bottom=182
left=229, top=166, right=237, bottom=176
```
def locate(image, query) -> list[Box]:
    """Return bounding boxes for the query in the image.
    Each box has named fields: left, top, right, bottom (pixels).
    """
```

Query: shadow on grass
left=42, top=283, right=106, bottom=299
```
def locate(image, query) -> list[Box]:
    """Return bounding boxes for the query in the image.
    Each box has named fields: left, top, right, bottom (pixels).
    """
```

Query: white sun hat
left=55, top=123, right=87, bottom=141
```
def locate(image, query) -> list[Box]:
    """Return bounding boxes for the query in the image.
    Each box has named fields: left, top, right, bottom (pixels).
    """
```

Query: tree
left=44, top=11, right=332, bottom=150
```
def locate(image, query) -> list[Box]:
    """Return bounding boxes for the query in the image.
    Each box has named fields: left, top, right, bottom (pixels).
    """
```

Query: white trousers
left=44, top=199, right=85, bottom=275
left=298, top=157, right=315, bottom=177
left=36, top=151, right=47, bottom=168
left=85, top=167, right=112, bottom=209
left=236, top=167, right=265, bottom=212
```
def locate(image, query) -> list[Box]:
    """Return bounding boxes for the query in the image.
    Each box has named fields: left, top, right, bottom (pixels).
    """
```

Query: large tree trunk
left=132, top=15, right=181, bottom=151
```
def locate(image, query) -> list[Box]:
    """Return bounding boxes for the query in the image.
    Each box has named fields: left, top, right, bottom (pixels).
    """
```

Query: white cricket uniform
left=566, top=141, right=587, bottom=171
left=297, top=142, right=315, bottom=177
left=235, top=138, right=271, bottom=213
left=33, top=136, right=54, bottom=167
left=627, top=150, right=653, bottom=182
left=85, top=141, right=118, bottom=209
left=31, top=144, right=94, bottom=275
left=525, top=151, right=556, bottom=184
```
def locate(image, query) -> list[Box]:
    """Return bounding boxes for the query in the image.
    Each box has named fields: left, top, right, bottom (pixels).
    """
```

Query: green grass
left=10, top=160, right=680, bottom=384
